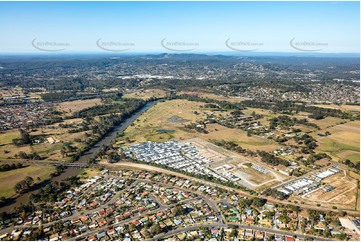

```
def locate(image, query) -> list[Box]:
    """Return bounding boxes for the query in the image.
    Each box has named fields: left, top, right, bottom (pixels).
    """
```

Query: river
left=0, top=100, right=158, bottom=213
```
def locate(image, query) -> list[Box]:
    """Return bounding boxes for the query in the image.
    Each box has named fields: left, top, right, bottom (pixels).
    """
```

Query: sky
left=0, top=1, right=359, bottom=54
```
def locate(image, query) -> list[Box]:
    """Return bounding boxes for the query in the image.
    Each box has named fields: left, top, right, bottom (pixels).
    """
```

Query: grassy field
left=123, top=99, right=281, bottom=152
left=0, top=165, right=56, bottom=198
left=312, top=104, right=360, bottom=112
left=309, top=117, right=345, bottom=130
left=123, top=99, right=207, bottom=142
left=313, top=120, right=360, bottom=162
left=124, top=89, right=168, bottom=100
left=58, top=98, right=102, bottom=115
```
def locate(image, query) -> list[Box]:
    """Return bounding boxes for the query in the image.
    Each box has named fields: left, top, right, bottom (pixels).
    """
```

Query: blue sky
left=0, top=1, right=359, bottom=53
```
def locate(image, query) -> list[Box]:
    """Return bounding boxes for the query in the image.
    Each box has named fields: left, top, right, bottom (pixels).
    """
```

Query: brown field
left=300, top=171, right=359, bottom=210
left=0, top=164, right=56, bottom=198
left=313, top=120, right=360, bottom=162
left=58, top=98, right=102, bottom=114
left=123, top=99, right=281, bottom=152
left=124, top=89, right=168, bottom=100
left=309, top=117, right=345, bottom=130
left=312, top=104, right=360, bottom=112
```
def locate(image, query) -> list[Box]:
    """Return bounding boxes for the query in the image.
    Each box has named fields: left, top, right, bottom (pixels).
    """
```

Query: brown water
left=0, top=100, right=158, bottom=213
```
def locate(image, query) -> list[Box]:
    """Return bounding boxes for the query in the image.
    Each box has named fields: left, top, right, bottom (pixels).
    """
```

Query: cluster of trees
left=262, top=188, right=289, bottom=200
left=16, top=151, right=41, bottom=160
left=257, top=151, right=290, bottom=167
left=29, top=176, right=82, bottom=203
left=15, top=176, right=35, bottom=193
left=12, top=129, right=32, bottom=146
left=184, top=123, right=208, bottom=134
left=212, top=140, right=247, bottom=154
left=294, top=134, right=318, bottom=153
left=0, top=163, right=24, bottom=172
left=342, top=159, right=360, bottom=172
left=269, top=115, right=320, bottom=130
left=41, top=91, right=100, bottom=102
left=238, top=197, right=267, bottom=207
left=301, top=153, right=331, bottom=166
left=107, top=151, right=121, bottom=163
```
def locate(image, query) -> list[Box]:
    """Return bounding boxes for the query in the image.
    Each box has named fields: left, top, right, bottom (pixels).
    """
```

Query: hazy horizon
left=0, top=1, right=359, bottom=54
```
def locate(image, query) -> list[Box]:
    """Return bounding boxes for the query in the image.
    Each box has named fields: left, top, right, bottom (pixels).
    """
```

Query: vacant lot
left=313, top=120, right=360, bottom=162
left=0, top=165, right=56, bottom=198
left=58, top=98, right=102, bottom=115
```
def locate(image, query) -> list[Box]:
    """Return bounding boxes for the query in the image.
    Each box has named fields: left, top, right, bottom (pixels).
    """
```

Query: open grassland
left=313, top=120, right=360, bottom=162
left=0, top=165, right=56, bottom=198
left=124, top=89, right=168, bottom=100
left=205, top=124, right=281, bottom=152
left=312, top=104, right=360, bottom=112
left=0, top=130, right=19, bottom=146
left=58, top=98, right=102, bottom=115
left=309, top=117, right=345, bottom=130
left=123, top=99, right=207, bottom=142
left=123, top=100, right=281, bottom=152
